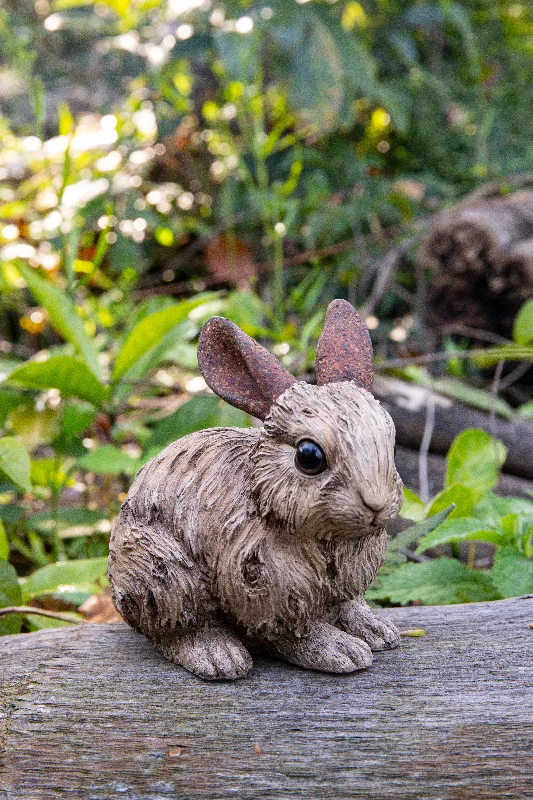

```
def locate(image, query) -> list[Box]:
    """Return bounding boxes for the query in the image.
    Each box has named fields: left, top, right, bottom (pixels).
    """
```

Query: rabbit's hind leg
left=154, top=624, right=253, bottom=680
left=266, top=621, right=373, bottom=673
left=335, top=600, right=400, bottom=651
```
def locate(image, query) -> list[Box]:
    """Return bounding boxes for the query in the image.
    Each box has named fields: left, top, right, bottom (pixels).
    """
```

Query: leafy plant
left=369, top=429, right=533, bottom=606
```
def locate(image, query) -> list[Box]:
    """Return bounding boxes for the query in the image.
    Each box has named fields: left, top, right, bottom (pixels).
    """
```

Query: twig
left=440, top=324, right=511, bottom=346
left=360, top=240, right=417, bottom=319
left=499, top=361, right=531, bottom=391
left=489, top=359, right=505, bottom=437
left=0, top=606, right=84, bottom=623
left=419, top=390, right=436, bottom=503
left=399, top=548, right=432, bottom=563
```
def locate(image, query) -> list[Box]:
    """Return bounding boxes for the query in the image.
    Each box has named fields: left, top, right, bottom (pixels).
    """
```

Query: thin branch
left=419, top=391, right=436, bottom=503
left=0, top=606, right=84, bottom=623
left=489, top=359, right=505, bottom=437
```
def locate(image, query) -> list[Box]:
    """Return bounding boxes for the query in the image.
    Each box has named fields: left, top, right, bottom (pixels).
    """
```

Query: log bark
left=418, top=191, right=533, bottom=336
left=0, top=598, right=532, bottom=799
left=374, top=375, right=533, bottom=481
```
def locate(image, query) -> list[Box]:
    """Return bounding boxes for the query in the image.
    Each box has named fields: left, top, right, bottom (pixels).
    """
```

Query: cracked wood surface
left=0, top=597, right=532, bottom=800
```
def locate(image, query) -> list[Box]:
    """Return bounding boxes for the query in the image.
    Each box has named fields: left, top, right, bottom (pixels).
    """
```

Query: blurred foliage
left=0, top=0, right=533, bottom=626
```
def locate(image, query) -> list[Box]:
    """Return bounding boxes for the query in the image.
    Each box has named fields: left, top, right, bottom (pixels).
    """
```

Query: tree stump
left=1, top=597, right=532, bottom=799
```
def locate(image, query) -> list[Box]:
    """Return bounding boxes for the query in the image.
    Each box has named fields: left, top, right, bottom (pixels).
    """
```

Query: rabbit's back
left=108, top=427, right=259, bottom=636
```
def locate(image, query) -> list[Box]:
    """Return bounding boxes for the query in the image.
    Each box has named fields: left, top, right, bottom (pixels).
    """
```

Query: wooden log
left=418, top=191, right=533, bottom=335
left=374, top=375, right=533, bottom=481
left=0, top=598, right=532, bottom=799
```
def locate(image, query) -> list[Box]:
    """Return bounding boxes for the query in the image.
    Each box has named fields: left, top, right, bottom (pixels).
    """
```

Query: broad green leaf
left=0, top=559, right=23, bottom=635
left=432, top=378, right=513, bottom=420
left=517, top=401, right=533, bottom=419
left=0, top=520, right=8, bottom=560
left=367, top=558, right=500, bottom=606
left=389, top=505, right=455, bottom=552
left=58, top=403, right=98, bottom=442
left=491, top=546, right=533, bottom=598
left=399, top=487, right=426, bottom=522
left=0, top=437, right=31, bottom=493
left=445, top=429, right=506, bottom=496
left=143, top=395, right=250, bottom=457
left=0, top=505, right=24, bottom=524
left=416, top=517, right=504, bottom=554
left=9, top=404, right=60, bottom=450
left=113, top=296, right=212, bottom=381
left=426, top=484, right=475, bottom=520
left=18, top=265, right=100, bottom=378
left=24, top=613, right=81, bottom=631
left=78, top=445, right=140, bottom=476
left=26, top=508, right=108, bottom=537
left=473, top=492, right=533, bottom=529
left=21, top=556, right=108, bottom=602
left=513, top=299, right=533, bottom=345
left=0, top=390, right=25, bottom=428
left=9, top=356, right=106, bottom=407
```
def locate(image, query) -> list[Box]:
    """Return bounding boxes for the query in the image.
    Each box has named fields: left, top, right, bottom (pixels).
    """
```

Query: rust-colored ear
left=315, top=299, right=374, bottom=391
left=197, top=317, right=297, bottom=420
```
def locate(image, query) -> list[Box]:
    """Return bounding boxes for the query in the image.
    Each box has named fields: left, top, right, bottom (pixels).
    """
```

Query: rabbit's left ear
left=197, top=317, right=296, bottom=420
left=315, top=299, right=374, bottom=391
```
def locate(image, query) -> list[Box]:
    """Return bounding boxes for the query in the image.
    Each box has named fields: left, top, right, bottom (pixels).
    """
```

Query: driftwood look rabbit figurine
left=109, top=300, right=403, bottom=680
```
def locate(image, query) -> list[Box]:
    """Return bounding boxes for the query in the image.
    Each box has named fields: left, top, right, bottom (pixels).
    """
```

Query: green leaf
left=445, top=429, right=506, bottom=496
left=9, top=356, right=106, bottom=407
left=389, top=505, right=455, bottom=552
left=113, top=296, right=213, bottom=381
left=0, top=389, right=25, bottom=428
left=24, top=613, right=81, bottom=631
left=491, top=546, right=533, bottom=598
left=416, top=517, right=504, bottom=554
left=0, top=520, right=8, bottom=560
left=367, top=558, right=500, bottom=605
left=21, top=556, right=108, bottom=602
left=58, top=403, right=98, bottom=442
left=0, top=559, right=23, bottom=635
left=26, top=508, right=108, bottom=537
left=399, top=487, right=426, bottom=522
left=143, top=396, right=250, bottom=459
left=513, top=298, right=533, bottom=345
left=18, top=265, right=101, bottom=378
left=473, top=492, right=533, bottom=528
left=0, top=437, right=31, bottom=493
left=517, top=401, right=533, bottom=420
left=426, top=484, right=475, bottom=520
left=78, top=445, right=140, bottom=476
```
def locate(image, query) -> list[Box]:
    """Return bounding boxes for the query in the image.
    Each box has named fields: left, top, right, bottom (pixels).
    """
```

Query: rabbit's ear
left=197, top=317, right=296, bottom=420
left=315, top=299, right=374, bottom=391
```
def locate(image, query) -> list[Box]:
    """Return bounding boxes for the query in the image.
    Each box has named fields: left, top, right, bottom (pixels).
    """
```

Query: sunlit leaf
left=21, top=557, right=108, bottom=602
left=9, top=356, right=106, bottom=407
left=17, top=265, right=101, bottom=378
left=0, top=437, right=31, bottom=493
left=113, top=295, right=214, bottom=381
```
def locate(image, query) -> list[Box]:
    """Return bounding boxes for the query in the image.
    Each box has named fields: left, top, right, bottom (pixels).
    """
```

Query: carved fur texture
left=109, top=380, right=403, bottom=680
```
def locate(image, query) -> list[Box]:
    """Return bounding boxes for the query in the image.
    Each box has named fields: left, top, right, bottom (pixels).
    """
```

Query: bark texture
left=0, top=597, right=532, bottom=799
left=418, top=191, right=533, bottom=335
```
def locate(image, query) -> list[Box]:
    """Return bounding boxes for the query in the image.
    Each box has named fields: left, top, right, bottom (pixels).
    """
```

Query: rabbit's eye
left=295, top=440, right=327, bottom=476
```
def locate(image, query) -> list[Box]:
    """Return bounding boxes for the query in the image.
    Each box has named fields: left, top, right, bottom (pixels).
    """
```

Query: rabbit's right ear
left=197, top=317, right=296, bottom=420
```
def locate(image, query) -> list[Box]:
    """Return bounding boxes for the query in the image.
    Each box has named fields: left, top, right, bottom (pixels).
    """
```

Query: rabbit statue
left=109, top=299, right=403, bottom=680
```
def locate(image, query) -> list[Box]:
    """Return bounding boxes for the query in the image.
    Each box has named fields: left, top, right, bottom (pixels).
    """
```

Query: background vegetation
left=1, top=0, right=533, bottom=633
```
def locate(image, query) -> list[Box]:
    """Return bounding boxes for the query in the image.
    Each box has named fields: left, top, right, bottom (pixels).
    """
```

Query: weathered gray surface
left=1, top=598, right=532, bottom=799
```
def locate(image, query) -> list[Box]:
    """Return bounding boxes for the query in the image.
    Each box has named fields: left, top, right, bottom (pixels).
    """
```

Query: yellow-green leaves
left=445, top=429, right=506, bottom=497
left=9, top=356, right=107, bottom=407
left=18, top=265, right=101, bottom=379
left=113, top=295, right=214, bottom=381
left=513, top=298, right=533, bottom=345
left=0, top=437, right=31, bottom=493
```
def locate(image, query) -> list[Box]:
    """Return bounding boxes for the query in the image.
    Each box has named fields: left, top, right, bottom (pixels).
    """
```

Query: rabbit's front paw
left=156, top=625, right=253, bottom=680
left=269, top=621, right=373, bottom=673
left=336, top=601, right=400, bottom=651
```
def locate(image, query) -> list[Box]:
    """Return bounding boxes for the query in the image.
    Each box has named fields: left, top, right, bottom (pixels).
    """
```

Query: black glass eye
left=295, top=440, right=327, bottom=476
